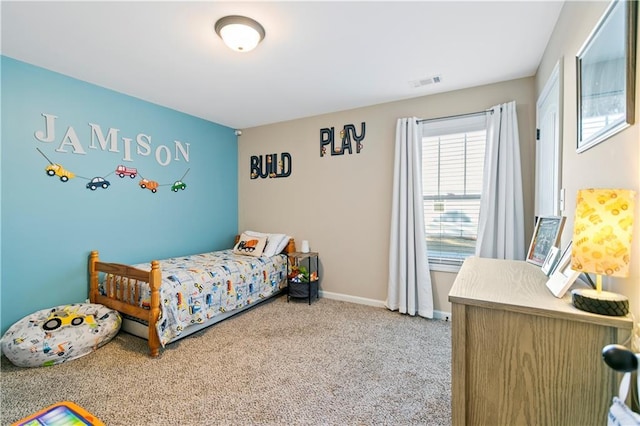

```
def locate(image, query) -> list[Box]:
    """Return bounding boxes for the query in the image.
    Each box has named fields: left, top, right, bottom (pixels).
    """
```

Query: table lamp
left=570, top=188, right=635, bottom=316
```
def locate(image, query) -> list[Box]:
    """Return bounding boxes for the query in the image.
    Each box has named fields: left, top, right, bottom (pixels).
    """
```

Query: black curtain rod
left=417, top=108, right=493, bottom=124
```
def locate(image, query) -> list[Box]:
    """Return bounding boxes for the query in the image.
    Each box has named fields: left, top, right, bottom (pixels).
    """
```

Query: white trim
left=319, top=290, right=451, bottom=321
left=319, top=290, right=386, bottom=308
left=421, top=113, right=486, bottom=136
left=432, top=310, right=452, bottom=321
left=535, top=59, right=563, bottom=217
left=428, top=262, right=462, bottom=273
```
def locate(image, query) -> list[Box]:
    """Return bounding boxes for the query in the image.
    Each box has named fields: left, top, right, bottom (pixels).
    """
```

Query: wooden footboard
left=88, top=251, right=162, bottom=357
left=88, top=238, right=296, bottom=358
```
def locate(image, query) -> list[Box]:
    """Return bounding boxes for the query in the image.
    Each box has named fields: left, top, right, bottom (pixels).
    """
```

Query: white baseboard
left=433, top=310, right=451, bottom=322
left=319, top=290, right=451, bottom=321
left=319, top=290, right=386, bottom=308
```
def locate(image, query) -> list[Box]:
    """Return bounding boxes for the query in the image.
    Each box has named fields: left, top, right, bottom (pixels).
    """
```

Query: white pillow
left=244, top=231, right=288, bottom=257
left=245, top=230, right=268, bottom=238
left=264, top=233, right=287, bottom=257
left=274, top=235, right=291, bottom=255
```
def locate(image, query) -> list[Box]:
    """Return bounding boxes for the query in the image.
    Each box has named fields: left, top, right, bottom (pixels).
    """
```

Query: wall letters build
left=250, top=153, right=291, bottom=179
left=320, top=122, right=365, bottom=157
left=34, top=113, right=190, bottom=194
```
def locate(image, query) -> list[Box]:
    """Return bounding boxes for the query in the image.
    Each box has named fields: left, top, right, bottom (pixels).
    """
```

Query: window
left=421, top=114, right=487, bottom=270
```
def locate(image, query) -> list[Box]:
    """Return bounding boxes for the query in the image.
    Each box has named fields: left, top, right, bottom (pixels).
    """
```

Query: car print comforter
left=102, top=250, right=287, bottom=346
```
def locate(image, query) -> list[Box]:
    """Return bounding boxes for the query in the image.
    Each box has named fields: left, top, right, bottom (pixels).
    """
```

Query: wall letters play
left=320, top=122, right=366, bottom=157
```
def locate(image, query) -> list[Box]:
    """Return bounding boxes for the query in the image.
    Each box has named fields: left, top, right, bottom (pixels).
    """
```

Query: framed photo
left=576, top=0, right=637, bottom=153
left=545, top=242, right=581, bottom=298
left=541, top=246, right=560, bottom=276
left=526, top=216, right=566, bottom=266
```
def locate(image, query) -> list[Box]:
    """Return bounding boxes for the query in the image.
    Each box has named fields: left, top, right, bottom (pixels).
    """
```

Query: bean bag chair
left=1, top=303, right=121, bottom=367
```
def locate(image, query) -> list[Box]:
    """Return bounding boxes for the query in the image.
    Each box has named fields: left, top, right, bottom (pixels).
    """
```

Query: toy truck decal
left=237, top=239, right=259, bottom=252
left=41, top=307, right=96, bottom=331
left=38, top=148, right=75, bottom=182
left=139, top=178, right=159, bottom=193
left=45, top=164, right=75, bottom=182
left=115, top=165, right=137, bottom=178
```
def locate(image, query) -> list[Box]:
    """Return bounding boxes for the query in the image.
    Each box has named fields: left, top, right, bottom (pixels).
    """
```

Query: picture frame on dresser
left=526, top=216, right=566, bottom=266
left=541, top=246, right=561, bottom=276
left=545, top=241, right=581, bottom=298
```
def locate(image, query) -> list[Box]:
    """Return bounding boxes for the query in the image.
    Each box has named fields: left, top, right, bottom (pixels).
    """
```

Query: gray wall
left=238, top=77, right=536, bottom=315
left=536, top=1, right=640, bottom=319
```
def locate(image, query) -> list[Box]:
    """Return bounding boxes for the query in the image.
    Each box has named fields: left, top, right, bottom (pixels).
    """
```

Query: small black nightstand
left=287, top=251, right=319, bottom=305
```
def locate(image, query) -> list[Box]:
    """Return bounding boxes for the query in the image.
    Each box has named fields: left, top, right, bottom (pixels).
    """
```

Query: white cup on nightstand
left=301, top=240, right=310, bottom=253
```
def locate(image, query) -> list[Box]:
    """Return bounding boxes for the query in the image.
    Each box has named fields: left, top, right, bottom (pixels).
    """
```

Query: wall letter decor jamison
left=320, top=122, right=366, bottom=157
left=35, top=113, right=191, bottom=165
left=250, top=153, right=292, bottom=179
left=34, top=112, right=192, bottom=194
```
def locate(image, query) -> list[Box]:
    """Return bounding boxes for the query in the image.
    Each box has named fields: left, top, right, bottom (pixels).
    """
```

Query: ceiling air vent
left=410, top=75, right=442, bottom=88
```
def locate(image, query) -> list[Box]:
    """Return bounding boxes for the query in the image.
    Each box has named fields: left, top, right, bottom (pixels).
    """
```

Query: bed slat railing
left=89, top=251, right=162, bottom=357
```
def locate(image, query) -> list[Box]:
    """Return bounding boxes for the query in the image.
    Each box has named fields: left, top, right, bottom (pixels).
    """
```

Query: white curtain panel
left=475, top=101, right=526, bottom=260
left=387, top=117, right=434, bottom=318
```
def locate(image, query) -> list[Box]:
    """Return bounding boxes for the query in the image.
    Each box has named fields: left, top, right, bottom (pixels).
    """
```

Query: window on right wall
left=421, top=114, right=487, bottom=271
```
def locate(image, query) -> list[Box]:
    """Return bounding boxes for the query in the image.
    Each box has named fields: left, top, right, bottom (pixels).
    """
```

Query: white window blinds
left=421, top=114, right=487, bottom=267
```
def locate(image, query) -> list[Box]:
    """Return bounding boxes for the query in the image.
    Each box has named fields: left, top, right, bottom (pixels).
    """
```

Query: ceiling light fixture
left=214, top=15, right=265, bottom=53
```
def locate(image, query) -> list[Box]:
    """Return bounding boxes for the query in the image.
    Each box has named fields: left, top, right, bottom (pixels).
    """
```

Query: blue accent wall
left=1, top=56, right=238, bottom=334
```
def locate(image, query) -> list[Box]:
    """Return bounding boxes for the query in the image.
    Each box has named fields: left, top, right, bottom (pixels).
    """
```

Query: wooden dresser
left=449, top=256, right=633, bottom=426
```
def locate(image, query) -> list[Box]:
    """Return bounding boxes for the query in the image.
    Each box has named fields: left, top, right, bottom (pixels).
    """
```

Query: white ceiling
left=1, top=1, right=564, bottom=129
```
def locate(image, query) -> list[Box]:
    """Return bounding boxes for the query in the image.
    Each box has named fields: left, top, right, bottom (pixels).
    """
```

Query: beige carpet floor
left=1, top=296, right=451, bottom=425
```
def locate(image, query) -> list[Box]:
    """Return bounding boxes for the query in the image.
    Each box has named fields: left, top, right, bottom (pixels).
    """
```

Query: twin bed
left=89, top=234, right=295, bottom=357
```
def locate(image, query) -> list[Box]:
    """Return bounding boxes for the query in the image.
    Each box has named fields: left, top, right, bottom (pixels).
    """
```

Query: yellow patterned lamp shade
left=570, top=188, right=635, bottom=316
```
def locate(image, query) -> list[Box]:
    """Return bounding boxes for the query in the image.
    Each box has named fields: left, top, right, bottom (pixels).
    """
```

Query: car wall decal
left=171, top=168, right=190, bottom=192
left=37, top=148, right=76, bottom=182
left=137, top=175, right=160, bottom=193
left=36, top=148, right=190, bottom=194
left=86, top=176, right=111, bottom=190
left=115, top=165, right=137, bottom=179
